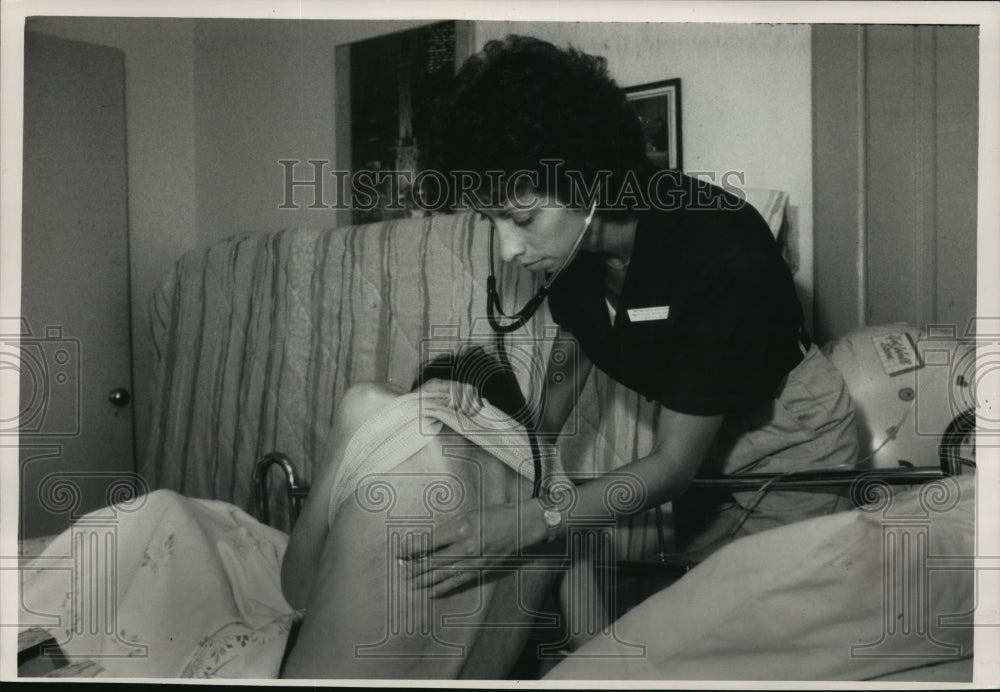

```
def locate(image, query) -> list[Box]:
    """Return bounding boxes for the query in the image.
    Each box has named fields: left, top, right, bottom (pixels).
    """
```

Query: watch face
left=543, top=509, right=561, bottom=527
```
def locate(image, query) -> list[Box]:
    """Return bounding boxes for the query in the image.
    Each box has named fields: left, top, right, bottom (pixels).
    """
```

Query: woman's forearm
left=525, top=408, right=724, bottom=544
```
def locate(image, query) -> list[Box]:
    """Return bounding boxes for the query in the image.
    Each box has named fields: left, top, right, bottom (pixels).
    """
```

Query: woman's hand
left=416, top=377, right=485, bottom=419
left=398, top=500, right=547, bottom=598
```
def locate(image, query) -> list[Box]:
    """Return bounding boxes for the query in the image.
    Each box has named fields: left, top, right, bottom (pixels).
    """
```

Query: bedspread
left=18, top=490, right=299, bottom=678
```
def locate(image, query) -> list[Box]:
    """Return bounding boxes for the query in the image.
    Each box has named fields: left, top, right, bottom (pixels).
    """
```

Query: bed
left=16, top=195, right=979, bottom=680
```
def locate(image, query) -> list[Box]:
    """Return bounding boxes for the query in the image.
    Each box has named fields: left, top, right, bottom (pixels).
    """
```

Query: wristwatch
left=542, top=506, right=563, bottom=543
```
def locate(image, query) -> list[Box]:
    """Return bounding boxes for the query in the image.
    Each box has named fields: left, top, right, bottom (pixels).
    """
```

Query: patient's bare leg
left=281, top=433, right=558, bottom=679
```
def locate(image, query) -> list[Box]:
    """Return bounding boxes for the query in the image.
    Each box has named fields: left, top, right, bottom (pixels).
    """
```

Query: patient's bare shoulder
left=337, top=381, right=404, bottom=427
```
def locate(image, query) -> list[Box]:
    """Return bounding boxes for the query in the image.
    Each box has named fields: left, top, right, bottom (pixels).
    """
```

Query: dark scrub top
left=547, top=175, right=805, bottom=417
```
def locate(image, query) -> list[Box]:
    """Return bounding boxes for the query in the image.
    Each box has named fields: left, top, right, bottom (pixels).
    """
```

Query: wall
left=812, top=25, right=978, bottom=343
left=24, top=17, right=198, bottom=475
left=193, top=18, right=433, bottom=246
left=472, top=21, right=816, bottom=325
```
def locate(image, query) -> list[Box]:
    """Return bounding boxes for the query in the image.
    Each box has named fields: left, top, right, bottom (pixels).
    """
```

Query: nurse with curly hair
left=408, top=34, right=860, bottom=585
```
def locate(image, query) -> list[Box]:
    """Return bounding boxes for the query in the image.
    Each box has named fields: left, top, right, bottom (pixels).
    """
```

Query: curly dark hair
left=411, top=345, right=529, bottom=424
left=426, top=35, right=654, bottom=219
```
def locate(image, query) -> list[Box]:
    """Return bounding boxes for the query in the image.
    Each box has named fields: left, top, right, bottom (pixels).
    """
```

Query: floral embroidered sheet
left=18, top=490, right=300, bottom=678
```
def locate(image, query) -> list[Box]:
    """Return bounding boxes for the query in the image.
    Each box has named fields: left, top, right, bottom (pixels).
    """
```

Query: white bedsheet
left=544, top=474, right=976, bottom=681
left=18, top=490, right=299, bottom=678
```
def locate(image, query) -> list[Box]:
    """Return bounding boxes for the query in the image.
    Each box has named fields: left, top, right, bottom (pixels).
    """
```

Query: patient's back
left=281, top=425, right=557, bottom=679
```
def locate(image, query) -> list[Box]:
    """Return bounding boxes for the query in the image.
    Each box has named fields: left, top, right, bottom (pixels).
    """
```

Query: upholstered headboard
left=142, top=212, right=662, bottom=534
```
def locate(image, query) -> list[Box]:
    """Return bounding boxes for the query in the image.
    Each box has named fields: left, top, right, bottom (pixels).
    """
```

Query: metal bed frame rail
left=250, top=407, right=975, bottom=563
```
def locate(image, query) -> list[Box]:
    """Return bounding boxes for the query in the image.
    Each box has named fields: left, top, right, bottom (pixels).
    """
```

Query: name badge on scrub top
left=627, top=306, right=670, bottom=322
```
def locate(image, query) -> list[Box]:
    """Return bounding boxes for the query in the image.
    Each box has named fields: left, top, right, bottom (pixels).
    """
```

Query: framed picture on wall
left=347, top=21, right=473, bottom=225
left=624, top=78, right=682, bottom=171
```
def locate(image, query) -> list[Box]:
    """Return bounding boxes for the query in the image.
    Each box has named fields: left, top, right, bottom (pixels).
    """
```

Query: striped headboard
left=142, top=212, right=661, bottom=540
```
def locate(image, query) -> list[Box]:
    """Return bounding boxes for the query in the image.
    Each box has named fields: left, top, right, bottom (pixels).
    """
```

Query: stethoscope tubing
left=485, top=202, right=598, bottom=497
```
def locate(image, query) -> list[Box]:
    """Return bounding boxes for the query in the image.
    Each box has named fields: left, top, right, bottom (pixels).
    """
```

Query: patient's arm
left=281, top=382, right=402, bottom=610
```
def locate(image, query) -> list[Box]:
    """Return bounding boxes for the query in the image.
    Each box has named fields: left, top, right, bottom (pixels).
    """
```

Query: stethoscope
left=485, top=200, right=599, bottom=332
left=483, top=201, right=598, bottom=497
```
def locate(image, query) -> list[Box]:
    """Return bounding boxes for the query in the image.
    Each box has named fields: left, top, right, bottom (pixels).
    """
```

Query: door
left=812, top=25, right=978, bottom=343
left=16, top=32, right=135, bottom=539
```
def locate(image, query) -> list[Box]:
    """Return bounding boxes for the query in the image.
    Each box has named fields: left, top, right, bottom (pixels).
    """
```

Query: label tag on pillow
left=627, top=306, right=670, bottom=322
left=871, top=332, right=922, bottom=376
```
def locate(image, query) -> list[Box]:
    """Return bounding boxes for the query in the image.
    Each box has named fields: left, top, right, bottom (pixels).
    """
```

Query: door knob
left=109, top=388, right=131, bottom=407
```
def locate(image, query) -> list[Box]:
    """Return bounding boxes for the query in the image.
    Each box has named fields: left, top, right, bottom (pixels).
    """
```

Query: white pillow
left=545, top=473, right=975, bottom=681
left=743, top=187, right=788, bottom=240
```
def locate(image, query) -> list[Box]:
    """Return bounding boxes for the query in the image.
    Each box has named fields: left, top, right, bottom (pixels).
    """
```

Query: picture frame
left=347, top=21, right=470, bottom=225
left=624, top=78, right=683, bottom=171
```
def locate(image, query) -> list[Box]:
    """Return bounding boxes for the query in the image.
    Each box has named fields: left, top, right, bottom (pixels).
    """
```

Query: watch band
left=542, top=507, right=562, bottom=543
